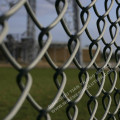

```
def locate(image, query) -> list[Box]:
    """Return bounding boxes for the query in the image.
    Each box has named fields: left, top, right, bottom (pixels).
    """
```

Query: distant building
left=0, top=34, right=38, bottom=63
left=21, top=37, right=37, bottom=63
left=45, top=43, right=70, bottom=62
left=0, top=35, right=101, bottom=64
left=42, top=43, right=101, bottom=64
left=82, top=47, right=101, bottom=63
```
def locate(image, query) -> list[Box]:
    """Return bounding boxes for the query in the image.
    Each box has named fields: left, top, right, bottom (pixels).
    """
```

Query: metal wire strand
left=0, top=0, right=120, bottom=120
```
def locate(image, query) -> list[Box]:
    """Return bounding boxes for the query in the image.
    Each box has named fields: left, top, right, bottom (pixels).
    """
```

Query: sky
left=0, top=0, right=68, bottom=43
left=0, top=0, right=120, bottom=49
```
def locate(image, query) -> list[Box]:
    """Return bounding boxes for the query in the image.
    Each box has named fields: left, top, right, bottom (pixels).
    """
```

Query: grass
left=0, top=67, right=120, bottom=120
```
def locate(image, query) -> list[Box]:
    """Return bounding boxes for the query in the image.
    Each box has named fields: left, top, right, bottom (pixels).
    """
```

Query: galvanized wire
left=0, top=0, right=120, bottom=120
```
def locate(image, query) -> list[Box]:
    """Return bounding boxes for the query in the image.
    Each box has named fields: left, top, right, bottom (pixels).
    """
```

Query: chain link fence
left=0, top=0, right=120, bottom=120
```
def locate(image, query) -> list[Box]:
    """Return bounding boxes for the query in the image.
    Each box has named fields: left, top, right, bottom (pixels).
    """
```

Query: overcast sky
left=0, top=0, right=120, bottom=49
left=0, top=0, right=68, bottom=43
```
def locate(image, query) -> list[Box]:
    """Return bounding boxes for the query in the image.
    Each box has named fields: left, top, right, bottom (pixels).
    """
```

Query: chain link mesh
left=0, top=0, right=120, bottom=120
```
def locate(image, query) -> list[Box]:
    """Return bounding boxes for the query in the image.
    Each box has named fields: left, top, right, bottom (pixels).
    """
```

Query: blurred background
left=0, top=0, right=119, bottom=67
left=0, top=1, right=120, bottom=120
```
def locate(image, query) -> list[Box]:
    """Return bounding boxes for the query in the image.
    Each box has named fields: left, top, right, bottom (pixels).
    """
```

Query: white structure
left=46, top=0, right=83, bottom=64
left=23, top=0, right=37, bottom=63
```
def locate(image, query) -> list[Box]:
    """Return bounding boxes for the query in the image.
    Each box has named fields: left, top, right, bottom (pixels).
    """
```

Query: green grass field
left=0, top=67, right=119, bottom=120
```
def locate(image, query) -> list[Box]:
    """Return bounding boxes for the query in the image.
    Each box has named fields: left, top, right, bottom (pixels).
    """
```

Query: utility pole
left=73, top=1, right=83, bottom=64
left=27, top=0, right=36, bottom=40
left=24, top=0, right=36, bottom=63
left=46, top=0, right=83, bottom=64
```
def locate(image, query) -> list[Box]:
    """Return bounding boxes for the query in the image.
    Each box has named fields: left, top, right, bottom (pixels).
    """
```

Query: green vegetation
left=0, top=67, right=119, bottom=120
